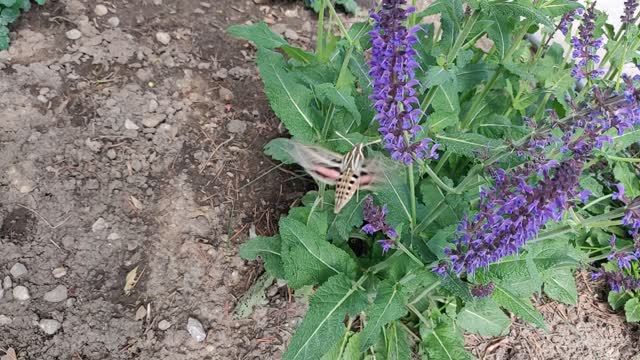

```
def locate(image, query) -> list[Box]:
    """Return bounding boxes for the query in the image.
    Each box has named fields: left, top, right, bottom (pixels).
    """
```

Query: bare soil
left=0, top=1, right=638, bottom=359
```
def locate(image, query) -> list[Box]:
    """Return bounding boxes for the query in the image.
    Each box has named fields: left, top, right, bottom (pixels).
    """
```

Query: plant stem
left=326, top=0, right=353, bottom=44
left=396, top=241, right=424, bottom=266
left=423, top=163, right=457, bottom=193
left=316, top=0, right=325, bottom=56
left=460, top=67, right=502, bottom=130
left=446, top=11, right=480, bottom=64
left=409, top=280, right=442, bottom=305
left=414, top=199, right=447, bottom=234
left=581, top=194, right=612, bottom=211
left=408, top=163, right=417, bottom=230
left=406, top=304, right=431, bottom=327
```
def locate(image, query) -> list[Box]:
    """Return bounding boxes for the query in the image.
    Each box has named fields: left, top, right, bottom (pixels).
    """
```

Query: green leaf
left=328, top=195, right=366, bottom=243
left=36, top=0, right=46, bottom=4
left=280, top=216, right=358, bottom=289
left=625, top=298, right=640, bottom=322
left=239, top=235, right=285, bottom=279
left=455, top=63, right=496, bottom=93
left=422, top=66, right=454, bottom=89
left=441, top=275, right=473, bottom=302
left=360, top=282, right=408, bottom=351
left=376, top=166, right=413, bottom=229
left=315, top=83, right=361, bottom=127
left=0, top=25, right=9, bottom=50
left=335, top=0, right=358, bottom=13
left=257, top=48, right=318, bottom=141
left=485, top=15, right=514, bottom=60
left=542, top=268, right=577, bottom=305
left=482, top=255, right=542, bottom=297
left=457, top=298, right=510, bottom=337
left=421, top=316, right=472, bottom=360
left=282, top=45, right=315, bottom=64
left=233, top=273, right=273, bottom=318
left=613, top=128, right=640, bottom=150
left=428, top=111, right=459, bottom=132
left=227, top=22, right=288, bottom=49
left=436, top=132, right=503, bottom=157
left=579, top=176, right=604, bottom=198
left=264, top=137, right=296, bottom=164
left=283, top=274, right=368, bottom=360
left=608, top=291, right=631, bottom=311
left=614, top=162, right=640, bottom=199
left=492, top=286, right=546, bottom=329
left=15, top=0, right=30, bottom=11
left=382, top=321, right=411, bottom=360
left=0, top=7, right=19, bottom=25
left=539, top=0, right=582, bottom=16
left=0, top=0, right=16, bottom=6
left=487, top=0, right=553, bottom=28
left=432, top=79, right=460, bottom=114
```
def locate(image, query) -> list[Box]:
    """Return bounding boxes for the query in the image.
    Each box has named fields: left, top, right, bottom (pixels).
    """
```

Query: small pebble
left=219, top=87, right=234, bottom=102
left=148, top=99, right=159, bottom=113
left=52, top=267, right=67, bottom=279
left=0, top=315, right=11, bottom=326
left=187, top=317, right=206, bottom=342
left=108, top=17, right=120, bottom=27
left=106, top=149, right=117, bottom=160
left=142, top=114, right=166, bottom=128
left=158, top=319, right=172, bottom=330
left=39, top=319, right=61, bottom=335
left=124, top=119, right=139, bottom=130
left=65, top=29, right=82, bottom=40
left=10, top=263, right=27, bottom=278
left=13, top=286, right=30, bottom=301
left=94, top=4, right=108, bottom=16
left=227, top=119, right=247, bottom=134
left=0, top=288, right=4, bottom=300
left=43, top=285, right=68, bottom=303
left=92, top=217, right=108, bottom=232
left=156, top=32, right=171, bottom=45
left=135, top=306, right=147, bottom=320
left=3, top=276, right=12, bottom=289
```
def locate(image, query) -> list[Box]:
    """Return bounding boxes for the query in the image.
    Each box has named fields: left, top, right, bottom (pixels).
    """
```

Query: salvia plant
left=229, top=0, right=640, bottom=358
left=0, top=0, right=45, bottom=50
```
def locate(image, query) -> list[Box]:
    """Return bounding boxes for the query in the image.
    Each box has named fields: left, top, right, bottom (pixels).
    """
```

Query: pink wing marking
left=313, top=165, right=342, bottom=181
left=358, top=175, right=375, bottom=187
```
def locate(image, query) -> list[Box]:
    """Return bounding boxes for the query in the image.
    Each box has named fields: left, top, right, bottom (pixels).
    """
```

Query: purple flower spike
left=622, top=0, right=639, bottom=24
left=362, top=195, right=398, bottom=254
left=368, top=0, right=438, bottom=164
left=613, top=183, right=625, bottom=200
left=570, top=3, right=606, bottom=81
left=471, top=282, right=495, bottom=298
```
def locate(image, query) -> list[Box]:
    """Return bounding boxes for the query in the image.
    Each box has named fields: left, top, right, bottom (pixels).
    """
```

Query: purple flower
left=438, top=74, right=640, bottom=275
left=592, top=268, right=640, bottom=293
left=471, top=282, right=495, bottom=298
left=368, top=0, right=438, bottom=165
left=570, top=3, right=605, bottom=81
left=613, top=183, right=625, bottom=200
left=362, top=195, right=398, bottom=254
left=558, top=2, right=579, bottom=35
left=622, top=0, right=639, bottom=24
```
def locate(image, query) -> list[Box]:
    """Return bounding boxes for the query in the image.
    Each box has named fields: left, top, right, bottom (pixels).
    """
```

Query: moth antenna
left=364, top=139, right=382, bottom=147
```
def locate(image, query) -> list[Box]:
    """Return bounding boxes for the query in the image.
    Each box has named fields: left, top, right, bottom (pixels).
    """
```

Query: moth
left=290, top=142, right=379, bottom=214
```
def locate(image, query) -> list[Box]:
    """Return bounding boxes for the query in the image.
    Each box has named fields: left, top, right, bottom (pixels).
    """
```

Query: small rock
left=219, top=87, right=234, bottom=102
left=65, top=29, right=82, bottom=40
left=94, top=4, right=108, bottom=16
left=142, top=114, right=166, bottom=128
left=0, top=288, right=4, bottom=300
left=227, top=119, right=247, bottom=134
left=10, top=263, right=27, bottom=278
left=107, top=17, right=120, bottom=27
left=124, top=119, right=139, bottom=130
left=187, top=317, right=206, bottom=342
left=44, top=285, right=68, bottom=303
left=3, top=276, right=11, bottom=290
left=52, top=267, right=67, bottom=279
left=284, top=29, right=299, bottom=41
left=92, top=217, right=108, bottom=232
left=153, top=0, right=162, bottom=4
left=86, top=138, right=102, bottom=152
left=213, top=68, right=228, bottom=80
left=106, top=149, right=117, bottom=160
left=107, top=233, right=121, bottom=240
left=284, top=9, right=298, bottom=17
left=148, top=99, right=159, bottom=112
left=39, top=319, right=61, bottom=335
left=0, top=315, right=11, bottom=326
left=156, top=32, right=171, bottom=45
left=13, top=286, right=30, bottom=301
left=158, top=319, right=172, bottom=330
left=135, top=306, right=147, bottom=320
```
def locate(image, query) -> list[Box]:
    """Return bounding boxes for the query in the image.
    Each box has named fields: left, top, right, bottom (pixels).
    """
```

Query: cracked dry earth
left=1, top=0, right=640, bottom=359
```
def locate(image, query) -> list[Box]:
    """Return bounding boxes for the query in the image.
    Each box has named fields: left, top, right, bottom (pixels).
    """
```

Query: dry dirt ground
left=0, top=0, right=639, bottom=359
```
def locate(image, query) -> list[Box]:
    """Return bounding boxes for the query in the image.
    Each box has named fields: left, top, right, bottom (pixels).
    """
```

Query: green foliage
left=231, top=0, right=640, bottom=357
left=0, top=0, right=45, bottom=50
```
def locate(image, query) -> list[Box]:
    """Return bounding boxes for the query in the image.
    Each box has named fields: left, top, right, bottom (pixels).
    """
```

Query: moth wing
left=290, top=141, right=343, bottom=186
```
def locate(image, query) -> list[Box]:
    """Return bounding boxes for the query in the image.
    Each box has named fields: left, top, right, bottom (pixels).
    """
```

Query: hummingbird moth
left=290, top=142, right=379, bottom=214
